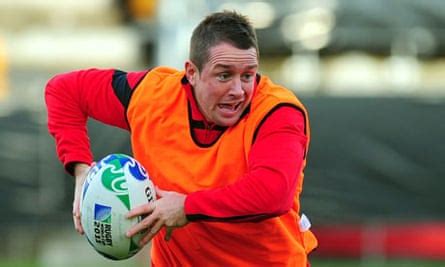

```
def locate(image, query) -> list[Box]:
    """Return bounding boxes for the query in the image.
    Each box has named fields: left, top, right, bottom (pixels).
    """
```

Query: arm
left=45, top=68, right=147, bottom=174
left=72, top=163, right=91, bottom=234
left=45, top=68, right=147, bottom=235
left=126, top=106, right=307, bottom=245
left=185, top=106, right=307, bottom=221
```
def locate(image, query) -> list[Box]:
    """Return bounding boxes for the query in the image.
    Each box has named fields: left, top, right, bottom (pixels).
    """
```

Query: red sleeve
left=184, top=106, right=308, bottom=222
left=44, top=68, right=147, bottom=174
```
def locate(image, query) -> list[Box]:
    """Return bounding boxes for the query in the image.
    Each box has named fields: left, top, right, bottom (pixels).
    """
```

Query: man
left=45, top=11, right=317, bottom=266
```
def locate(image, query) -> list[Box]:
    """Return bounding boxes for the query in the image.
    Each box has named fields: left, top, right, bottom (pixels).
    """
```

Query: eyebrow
left=214, top=64, right=258, bottom=70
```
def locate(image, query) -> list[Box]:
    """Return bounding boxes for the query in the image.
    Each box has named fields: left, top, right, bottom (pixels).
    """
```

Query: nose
left=228, top=77, right=244, bottom=97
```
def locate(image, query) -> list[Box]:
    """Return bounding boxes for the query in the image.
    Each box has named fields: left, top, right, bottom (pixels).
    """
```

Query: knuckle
left=150, top=226, right=158, bottom=234
left=142, top=219, right=152, bottom=228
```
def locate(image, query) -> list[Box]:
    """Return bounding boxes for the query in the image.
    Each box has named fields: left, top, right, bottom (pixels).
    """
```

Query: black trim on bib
left=252, top=103, right=308, bottom=158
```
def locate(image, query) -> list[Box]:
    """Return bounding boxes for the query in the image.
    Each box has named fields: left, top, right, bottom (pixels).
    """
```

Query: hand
left=126, top=187, right=188, bottom=246
left=72, top=163, right=93, bottom=235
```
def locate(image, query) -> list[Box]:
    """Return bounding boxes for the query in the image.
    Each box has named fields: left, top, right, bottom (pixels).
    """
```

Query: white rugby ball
left=80, top=153, right=156, bottom=260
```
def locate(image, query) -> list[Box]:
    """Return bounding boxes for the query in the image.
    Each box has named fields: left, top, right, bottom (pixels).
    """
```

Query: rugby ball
left=80, top=154, right=156, bottom=260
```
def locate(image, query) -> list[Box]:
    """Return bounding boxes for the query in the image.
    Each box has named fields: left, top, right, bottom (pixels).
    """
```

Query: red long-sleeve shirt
left=45, top=68, right=308, bottom=222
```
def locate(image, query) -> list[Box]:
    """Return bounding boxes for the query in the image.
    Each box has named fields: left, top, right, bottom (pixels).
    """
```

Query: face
left=185, top=42, right=258, bottom=127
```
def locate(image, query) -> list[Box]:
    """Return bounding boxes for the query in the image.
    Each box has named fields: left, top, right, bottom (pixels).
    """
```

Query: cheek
left=205, top=82, right=225, bottom=101
left=196, top=84, right=216, bottom=109
left=244, top=84, right=255, bottom=98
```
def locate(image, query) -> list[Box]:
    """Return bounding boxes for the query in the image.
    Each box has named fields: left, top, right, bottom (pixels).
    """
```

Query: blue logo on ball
left=94, top=203, right=112, bottom=223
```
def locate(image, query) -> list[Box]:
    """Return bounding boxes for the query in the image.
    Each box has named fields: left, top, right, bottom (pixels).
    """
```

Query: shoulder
left=252, top=76, right=301, bottom=109
left=145, top=66, right=182, bottom=79
left=249, top=75, right=306, bottom=120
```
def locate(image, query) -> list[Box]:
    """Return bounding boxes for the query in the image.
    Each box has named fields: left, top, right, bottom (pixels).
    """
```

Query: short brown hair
left=189, top=11, right=259, bottom=71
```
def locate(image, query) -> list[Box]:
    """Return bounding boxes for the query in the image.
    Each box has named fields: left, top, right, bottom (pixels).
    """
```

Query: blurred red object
left=312, top=222, right=445, bottom=260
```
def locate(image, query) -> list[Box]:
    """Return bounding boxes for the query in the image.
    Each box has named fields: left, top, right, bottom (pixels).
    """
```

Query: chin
left=216, top=117, right=240, bottom=127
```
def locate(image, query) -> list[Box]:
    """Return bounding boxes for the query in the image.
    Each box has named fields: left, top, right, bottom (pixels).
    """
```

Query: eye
left=217, top=72, right=231, bottom=81
left=241, top=73, right=254, bottom=82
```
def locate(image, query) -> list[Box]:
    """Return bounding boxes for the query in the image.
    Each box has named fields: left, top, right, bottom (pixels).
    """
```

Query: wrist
left=73, top=162, right=91, bottom=182
left=183, top=194, right=195, bottom=221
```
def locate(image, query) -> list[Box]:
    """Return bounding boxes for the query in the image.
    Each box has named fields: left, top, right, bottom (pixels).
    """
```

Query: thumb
left=165, top=227, right=174, bottom=241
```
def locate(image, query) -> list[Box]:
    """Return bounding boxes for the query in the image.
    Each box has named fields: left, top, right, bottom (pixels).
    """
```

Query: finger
left=127, top=213, right=157, bottom=238
left=72, top=206, right=84, bottom=234
left=165, top=227, right=174, bottom=241
left=73, top=213, right=84, bottom=235
left=126, top=203, right=155, bottom=219
left=140, top=220, right=164, bottom=246
left=72, top=201, right=84, bottom=235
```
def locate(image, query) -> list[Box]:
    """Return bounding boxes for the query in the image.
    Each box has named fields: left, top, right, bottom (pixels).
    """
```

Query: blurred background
left=0, top=0, right=444, bottom=266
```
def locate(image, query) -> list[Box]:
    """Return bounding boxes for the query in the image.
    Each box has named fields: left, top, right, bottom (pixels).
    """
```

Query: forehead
left=206, top=42, right=258, bottom=69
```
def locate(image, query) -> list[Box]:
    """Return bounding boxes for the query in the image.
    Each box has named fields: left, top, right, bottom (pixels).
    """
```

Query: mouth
left=217, top=102, right=243, bottom=112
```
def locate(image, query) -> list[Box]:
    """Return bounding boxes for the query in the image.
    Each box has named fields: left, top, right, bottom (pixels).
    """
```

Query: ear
left=185, top=60, right=198, bottom=86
